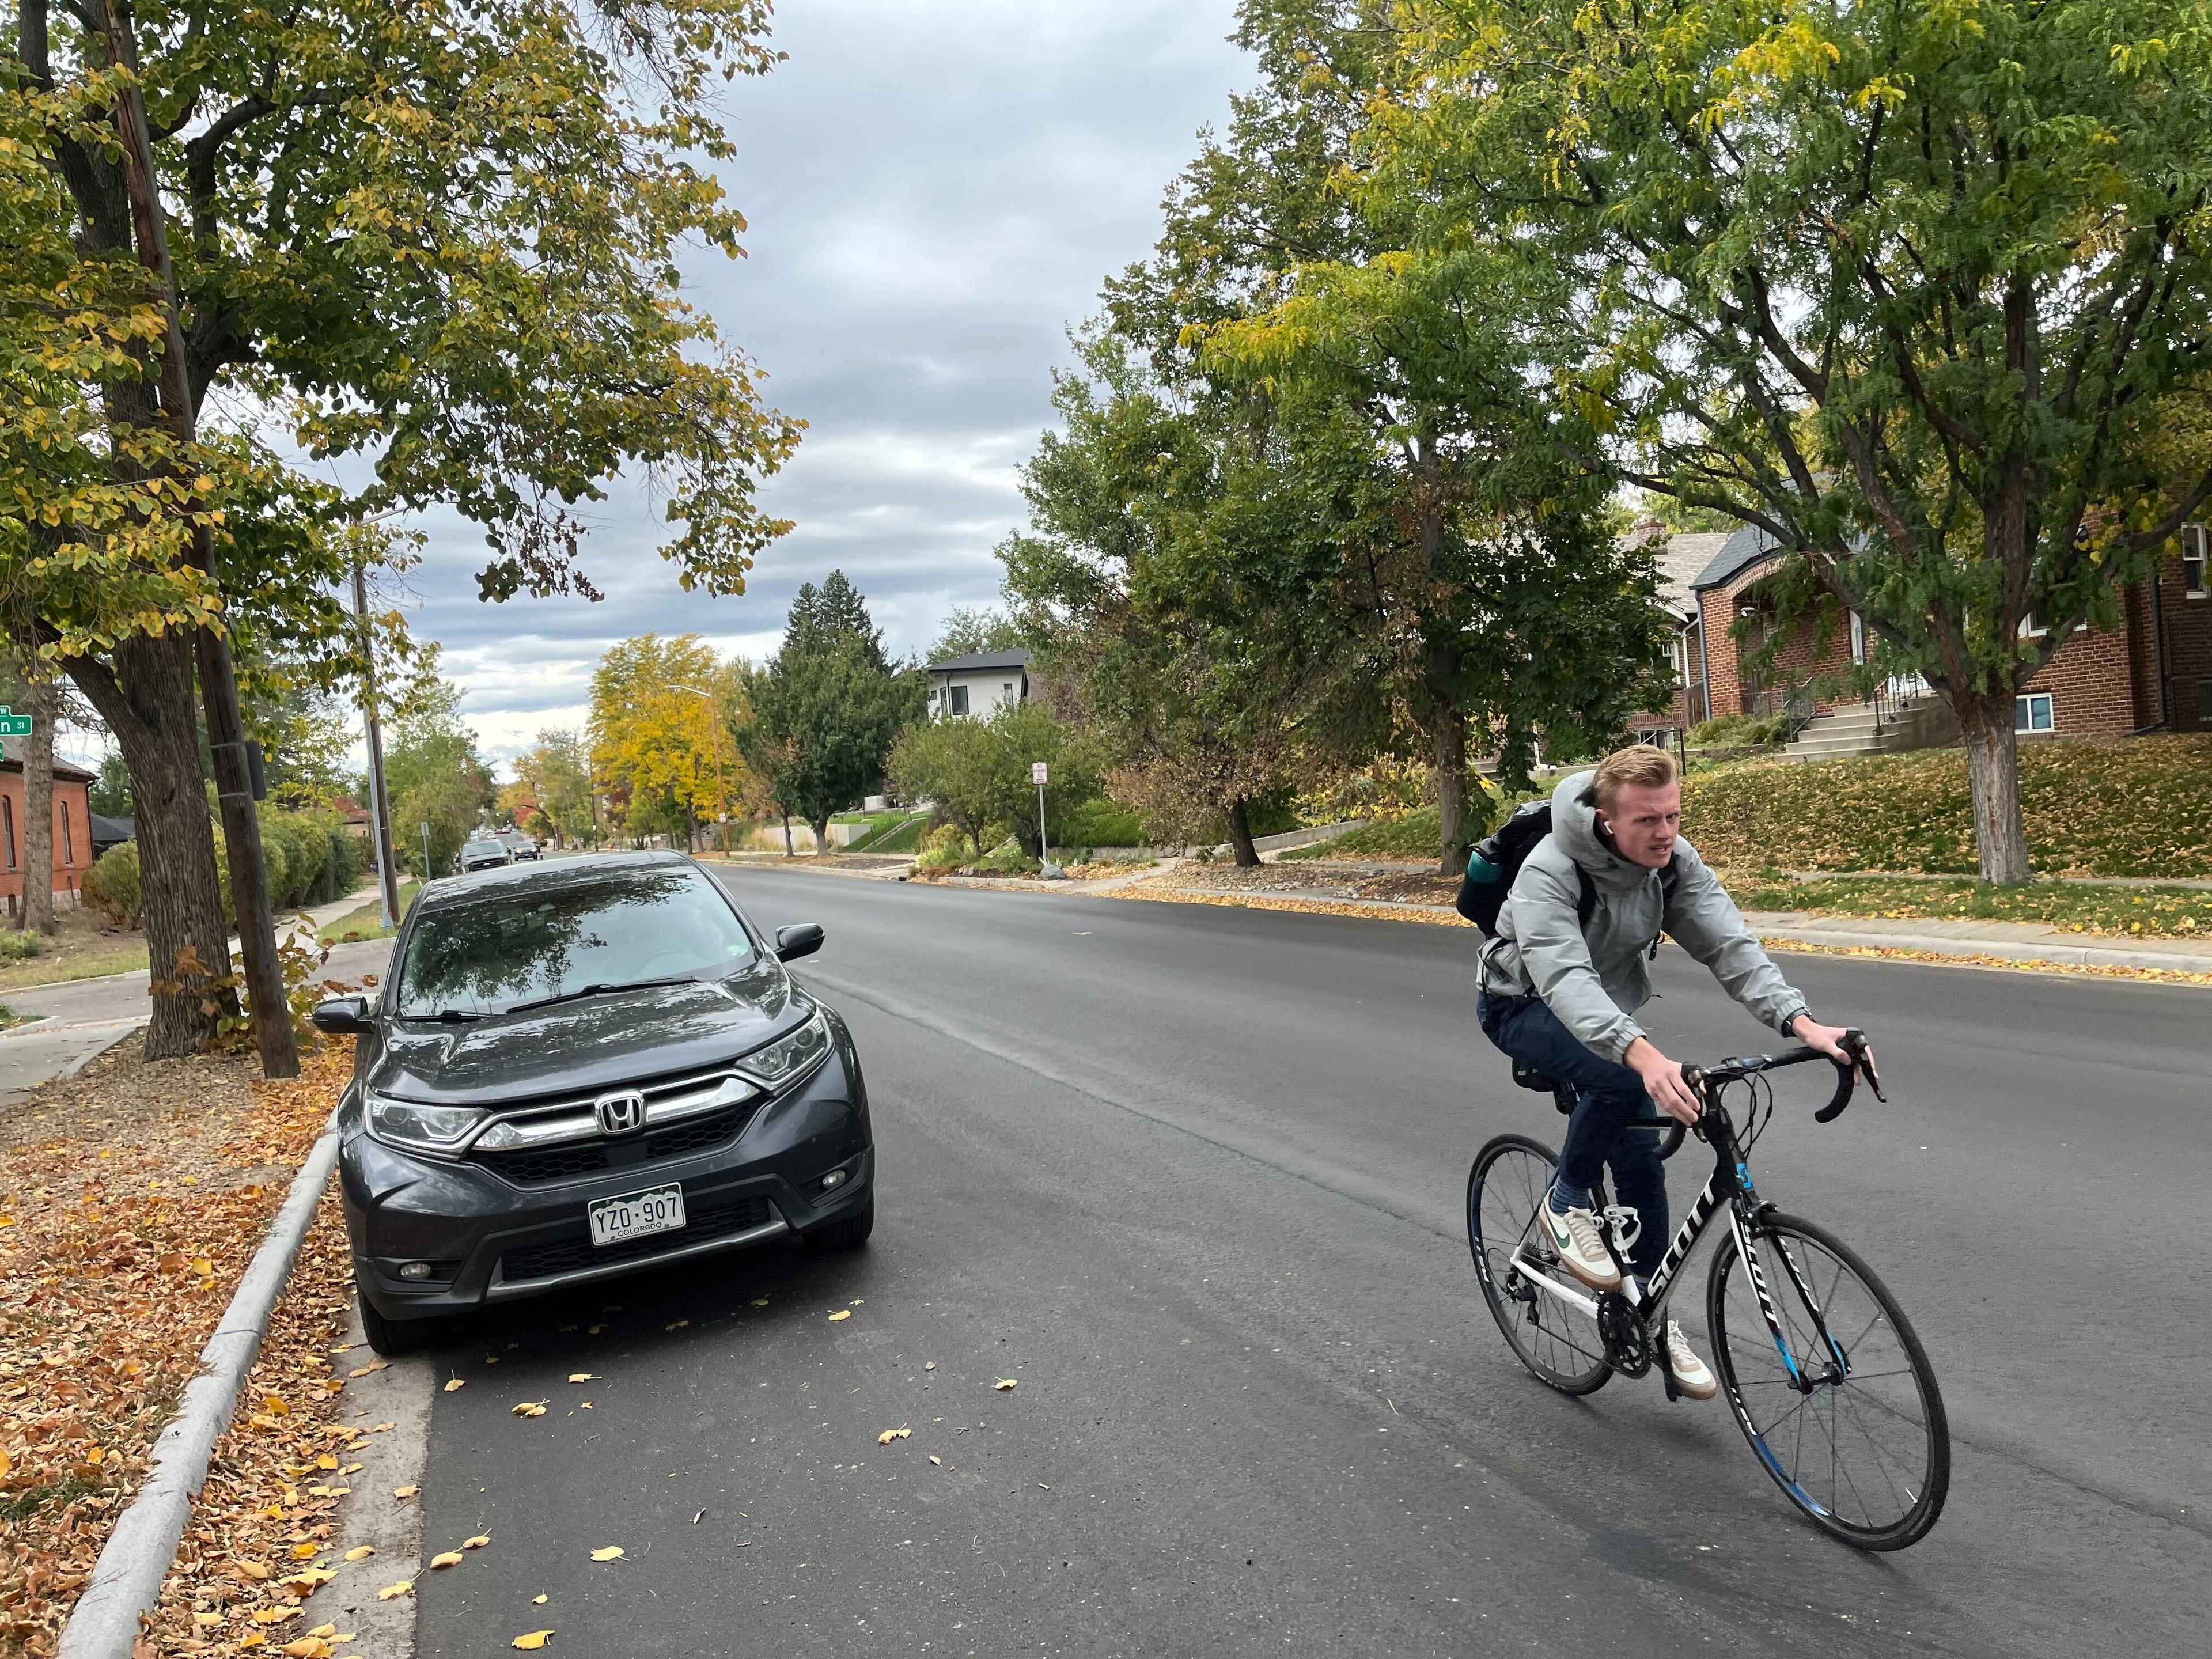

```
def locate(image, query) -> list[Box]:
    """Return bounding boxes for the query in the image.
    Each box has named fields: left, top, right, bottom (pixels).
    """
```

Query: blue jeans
left=1476, top=991, right=1668, bottom=1280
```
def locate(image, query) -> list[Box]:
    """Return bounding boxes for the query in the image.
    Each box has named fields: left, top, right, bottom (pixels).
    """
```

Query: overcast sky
left=392, top=1, right=1252, bottom=773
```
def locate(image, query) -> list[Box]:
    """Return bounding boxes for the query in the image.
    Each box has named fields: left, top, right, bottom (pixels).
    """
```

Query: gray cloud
left=394, top=1, right=1252, bottom=767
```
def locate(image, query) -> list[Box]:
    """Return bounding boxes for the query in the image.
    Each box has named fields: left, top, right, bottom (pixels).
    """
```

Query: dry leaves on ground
left=1, top=1041, right=353, bottom=1658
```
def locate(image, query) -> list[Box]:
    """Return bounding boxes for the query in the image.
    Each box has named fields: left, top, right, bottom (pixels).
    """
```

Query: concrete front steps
left=1785, top=698, right=1956, bottom=759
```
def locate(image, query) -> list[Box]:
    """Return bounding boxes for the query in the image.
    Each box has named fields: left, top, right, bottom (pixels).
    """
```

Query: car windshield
left=395, top=865, right=755, bottom=1018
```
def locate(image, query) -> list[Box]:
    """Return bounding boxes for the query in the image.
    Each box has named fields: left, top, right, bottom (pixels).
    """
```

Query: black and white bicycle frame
left=1506, top=1081, right=1852, bottom=1387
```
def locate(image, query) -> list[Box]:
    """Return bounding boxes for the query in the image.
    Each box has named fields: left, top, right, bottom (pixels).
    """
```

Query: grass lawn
left=848, top=815, right=925, bottom=854
left=1279, top=808, right=1453, bottom=863
left=1722, top=874, right=2212, bottom=938
left=319, top=881, right=420, bottom=942
left=0, top=906, right=151, bottom=991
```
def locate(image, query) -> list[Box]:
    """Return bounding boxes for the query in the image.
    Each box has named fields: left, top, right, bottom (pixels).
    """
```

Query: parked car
left=458, top=834, right=511, bottom=873
left=315, top=853, right=872, bottom=1355
left=498, top=827, right=541, bottom=861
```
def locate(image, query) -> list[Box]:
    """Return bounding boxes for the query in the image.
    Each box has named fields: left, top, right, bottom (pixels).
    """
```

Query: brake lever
left=1851, top=1031, right=1888, bottom=1103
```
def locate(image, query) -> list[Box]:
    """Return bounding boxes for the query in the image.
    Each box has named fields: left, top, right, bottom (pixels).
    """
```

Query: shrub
left=0, top=930, right=41, bottom=960
left=85, top=839, right=143, bottom=926
left=1680, top=734, right=2212, bottom=877
left=1053, top=796, right=1143, bottom=849
left=1689, top=713, right=1788, bottom=748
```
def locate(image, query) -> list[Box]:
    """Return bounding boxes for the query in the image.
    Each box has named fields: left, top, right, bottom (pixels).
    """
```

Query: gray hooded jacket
left=1478, top=769, right=1810, bottom=1064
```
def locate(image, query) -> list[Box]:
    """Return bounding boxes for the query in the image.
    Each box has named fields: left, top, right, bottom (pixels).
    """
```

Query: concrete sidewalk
left=0, top=1016, right=143, bottom=1106
left=1107, top=878, right=2212, bottom=977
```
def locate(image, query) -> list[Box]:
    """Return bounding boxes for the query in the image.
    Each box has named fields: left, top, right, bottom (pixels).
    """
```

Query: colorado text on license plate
left=588, top=1184, right=687, bottom=1247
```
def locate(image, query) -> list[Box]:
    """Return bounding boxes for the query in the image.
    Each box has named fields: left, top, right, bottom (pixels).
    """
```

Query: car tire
left=359, top=1293, right=438, bottom=1357
left=801, top=1196, right=874, bottom=1252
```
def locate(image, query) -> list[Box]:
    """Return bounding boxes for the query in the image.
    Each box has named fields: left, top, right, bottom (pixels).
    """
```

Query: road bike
left=1467, top=1035, right=1950, bottom=1550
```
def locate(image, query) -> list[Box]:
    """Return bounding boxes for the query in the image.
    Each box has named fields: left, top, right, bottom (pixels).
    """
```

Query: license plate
left=588, top=1184, right=686, bottom=1247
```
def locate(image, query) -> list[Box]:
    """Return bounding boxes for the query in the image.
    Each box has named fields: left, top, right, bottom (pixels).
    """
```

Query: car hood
left=366, top=959, right=805, bottom=1107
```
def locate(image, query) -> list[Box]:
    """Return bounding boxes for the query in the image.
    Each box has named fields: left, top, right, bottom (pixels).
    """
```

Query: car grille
left=499, top=1191, right=777, bottom=1283
left=474, top=1100, right=760, bottom=1186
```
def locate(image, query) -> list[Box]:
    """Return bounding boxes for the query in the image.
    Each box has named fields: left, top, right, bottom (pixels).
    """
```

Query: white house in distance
left=926, top=647, right=1030, bottom=719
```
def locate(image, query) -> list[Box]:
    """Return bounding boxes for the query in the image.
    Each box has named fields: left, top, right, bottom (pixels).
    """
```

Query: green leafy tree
left=1385, top=0, right=2212, bottom=880
left=512, top=730, right=595, bottom=847
left=1, top=0, right=798, bottom=1050
left=785, top=571, right=890, bottom=671
left=588, top=635, right=742, bottom=847
left=89, top=752, right=134, bottom=819
left=382, top=658, right=493, bottom=824
left=926, top=606, right=1023, bottom=663
left=888, top=700, right=1097, bottom=859
left=1093, top=0, right=1671, bottom=869
left=741, top=639, right=923, bottom=852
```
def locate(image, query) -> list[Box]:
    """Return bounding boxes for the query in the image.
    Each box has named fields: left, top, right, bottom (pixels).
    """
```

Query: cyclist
left=1475, top=744, right=1863, bottom=1400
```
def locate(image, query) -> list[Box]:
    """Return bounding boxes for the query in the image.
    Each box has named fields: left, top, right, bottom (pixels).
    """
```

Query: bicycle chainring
left=1596, top=1290, right=1652, bottom=1377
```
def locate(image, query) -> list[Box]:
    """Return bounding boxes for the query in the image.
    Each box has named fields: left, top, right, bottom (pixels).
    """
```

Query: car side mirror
left=310, top=994, right=373, bottom=1035
left=774, top=923, right=824, bottom=963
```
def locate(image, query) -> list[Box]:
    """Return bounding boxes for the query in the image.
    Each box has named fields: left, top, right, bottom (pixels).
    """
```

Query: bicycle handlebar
left=1679, top=1028, right=1884, bottom=1124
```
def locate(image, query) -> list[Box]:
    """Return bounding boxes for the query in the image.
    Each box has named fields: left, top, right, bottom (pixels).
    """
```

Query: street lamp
left=668, top=683, right=730, bottom=857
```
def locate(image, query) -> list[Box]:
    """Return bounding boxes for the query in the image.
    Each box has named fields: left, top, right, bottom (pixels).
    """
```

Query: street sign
left=1032, top=762, right=1048, bottom=785
left=0, top=706, right=31, bottom=738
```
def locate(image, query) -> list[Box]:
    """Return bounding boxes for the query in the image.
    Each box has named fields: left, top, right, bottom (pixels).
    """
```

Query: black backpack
left=1456, top=801, right=1676, bottom=952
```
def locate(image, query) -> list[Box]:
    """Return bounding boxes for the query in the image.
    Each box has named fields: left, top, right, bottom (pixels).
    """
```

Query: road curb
left=55, top=1125, right=343, bottom=1659
left=1749, top=924, right=2212, bottom=975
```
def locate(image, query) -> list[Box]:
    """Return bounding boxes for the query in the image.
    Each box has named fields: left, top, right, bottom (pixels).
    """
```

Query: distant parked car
left=498, top=827, right=541, bottom=861
left=313, top=853, right=872, bottom=1355
left=459, top=834, right=511, bottom=873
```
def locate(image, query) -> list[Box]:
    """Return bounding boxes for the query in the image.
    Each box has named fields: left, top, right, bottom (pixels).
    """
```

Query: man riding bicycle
left=1475, top=745, right=1863, bottom=1400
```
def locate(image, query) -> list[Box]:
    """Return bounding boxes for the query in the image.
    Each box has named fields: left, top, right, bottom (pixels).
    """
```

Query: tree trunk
left=1226, top=797, right=1261, bottom=867
left=1960, top=699, right=2032, bottom=884
left=809, top=813, right=832, bottom=855
left=20, top=679, right=57, bottom=935
left=1433, top=714, right=1469, bottom=877
left=781, top=813, right=793, bottom=857
left=66, top=636, right=234, bottom=1057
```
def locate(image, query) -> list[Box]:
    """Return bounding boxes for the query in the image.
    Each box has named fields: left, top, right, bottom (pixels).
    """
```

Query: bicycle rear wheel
left=1706, top=1210, right=1949, bottom=1550
left=1466, top=1134, right=1611, bottom=1396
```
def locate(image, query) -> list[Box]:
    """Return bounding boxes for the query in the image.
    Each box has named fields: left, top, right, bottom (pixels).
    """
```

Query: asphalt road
left=398, top=867, right=2209, bottom=1657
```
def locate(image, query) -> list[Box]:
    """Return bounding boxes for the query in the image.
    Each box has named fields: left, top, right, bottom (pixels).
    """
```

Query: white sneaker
left=1536, top=1195, right=1622, bottom=1291
left=1665, top=1320, right=1719, bottom=1400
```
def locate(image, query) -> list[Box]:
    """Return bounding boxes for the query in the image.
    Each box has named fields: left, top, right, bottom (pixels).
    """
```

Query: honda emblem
left=594, top=1089, right=646, bottom=1135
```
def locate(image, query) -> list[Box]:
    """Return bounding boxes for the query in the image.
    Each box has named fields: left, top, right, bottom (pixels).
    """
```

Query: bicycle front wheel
left=1467, top=1134, right=1611, bottom=1396
left=1706, top=1210, right=1950, bottom=1550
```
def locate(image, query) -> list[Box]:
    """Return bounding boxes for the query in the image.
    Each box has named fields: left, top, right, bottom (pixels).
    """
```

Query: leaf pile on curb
left=0, top=1041, right=348, bottom=1656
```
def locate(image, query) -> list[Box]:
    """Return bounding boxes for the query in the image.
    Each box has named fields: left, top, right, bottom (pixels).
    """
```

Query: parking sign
left=1032, top=762, right=1048, bottom=785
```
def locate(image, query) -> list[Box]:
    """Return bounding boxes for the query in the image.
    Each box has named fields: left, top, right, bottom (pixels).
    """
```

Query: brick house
left=1641, top=523, right=2212, bottom=751
left=0, top=737, right=97, bottom=911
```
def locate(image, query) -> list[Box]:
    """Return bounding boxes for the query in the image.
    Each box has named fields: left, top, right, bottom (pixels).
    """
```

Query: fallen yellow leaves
left=512, top=1631, right=555, bottom=1650
left=928, top=1455, right=942, bottom=1467
left=877, top=1426, right=911, bottom=1445
left=393, top=1484, right=421, bottom=1499
left=827, top=1309, right=851, bottom=1323
left=465, top=1533, right=493, bottom=1548
left=512, top=1400, right=548, bottom=1418
left=377, top=1581, right=414, bottom=1601
left=589, top=1546, right=625, bottom=1562
left=443, top=1378, right=467, bottom=1393
left=995, top=1378, right=1018, bottom=1391
left=430, top=1551, right=465, bottom=1570
left=344, top=1545, right=376, bottom=1562
left=567, top=1373, right=595, bottom=1383
left=348, top=1359, right=389, bottom=1378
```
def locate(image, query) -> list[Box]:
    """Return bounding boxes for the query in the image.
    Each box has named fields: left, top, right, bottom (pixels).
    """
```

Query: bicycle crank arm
left=1508, top=1248, right=1601, bottom=1317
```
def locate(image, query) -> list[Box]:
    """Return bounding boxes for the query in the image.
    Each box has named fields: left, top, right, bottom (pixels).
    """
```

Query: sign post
left=1032, top=761, right=1049, bottom=862
left=0, top=706, right=32, bottom=738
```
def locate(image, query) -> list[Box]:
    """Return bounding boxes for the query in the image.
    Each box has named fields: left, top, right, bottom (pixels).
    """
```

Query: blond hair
left=1592, top=744, right=1680, bottom=811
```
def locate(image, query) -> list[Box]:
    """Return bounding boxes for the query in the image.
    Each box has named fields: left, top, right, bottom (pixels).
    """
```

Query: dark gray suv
left=314, top=853, right=874, bottom=1354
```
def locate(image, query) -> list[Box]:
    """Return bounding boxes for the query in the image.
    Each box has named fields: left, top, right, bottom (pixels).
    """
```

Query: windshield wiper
left=505, top=975, right=698, bottom=1016
left=402, top=1007, right=487, bottom=1023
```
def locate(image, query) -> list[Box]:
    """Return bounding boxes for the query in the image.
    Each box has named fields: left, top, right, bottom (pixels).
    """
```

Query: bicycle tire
left=1467, top=1134, right=1611, bottom=1396
left=1706, top=1209, right=1950, bottom=1550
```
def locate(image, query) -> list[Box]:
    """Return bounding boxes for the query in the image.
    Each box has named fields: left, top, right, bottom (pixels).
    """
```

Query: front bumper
left=339, top=1024, right=873, bottom=1323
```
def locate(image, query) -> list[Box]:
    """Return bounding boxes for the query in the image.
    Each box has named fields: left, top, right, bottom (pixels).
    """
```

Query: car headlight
left=737, top=1006, right=832, bottom=1088
left=364, top=1092, right=485, bottom=1156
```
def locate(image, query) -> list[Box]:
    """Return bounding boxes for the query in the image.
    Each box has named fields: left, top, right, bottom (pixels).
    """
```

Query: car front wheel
left=359, top=1290, right=441, bottom=1357
left=802, top=1196, right=874, bottom=1252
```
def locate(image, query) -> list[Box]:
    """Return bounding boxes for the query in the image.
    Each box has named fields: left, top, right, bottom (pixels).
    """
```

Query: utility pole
left=353, top=565, right=401, bottom=929
left=96, top=0, right=296, bottom=1076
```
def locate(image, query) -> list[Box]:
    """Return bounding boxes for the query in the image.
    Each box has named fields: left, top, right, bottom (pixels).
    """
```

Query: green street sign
left=0, top=707, right=29, bottom=737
